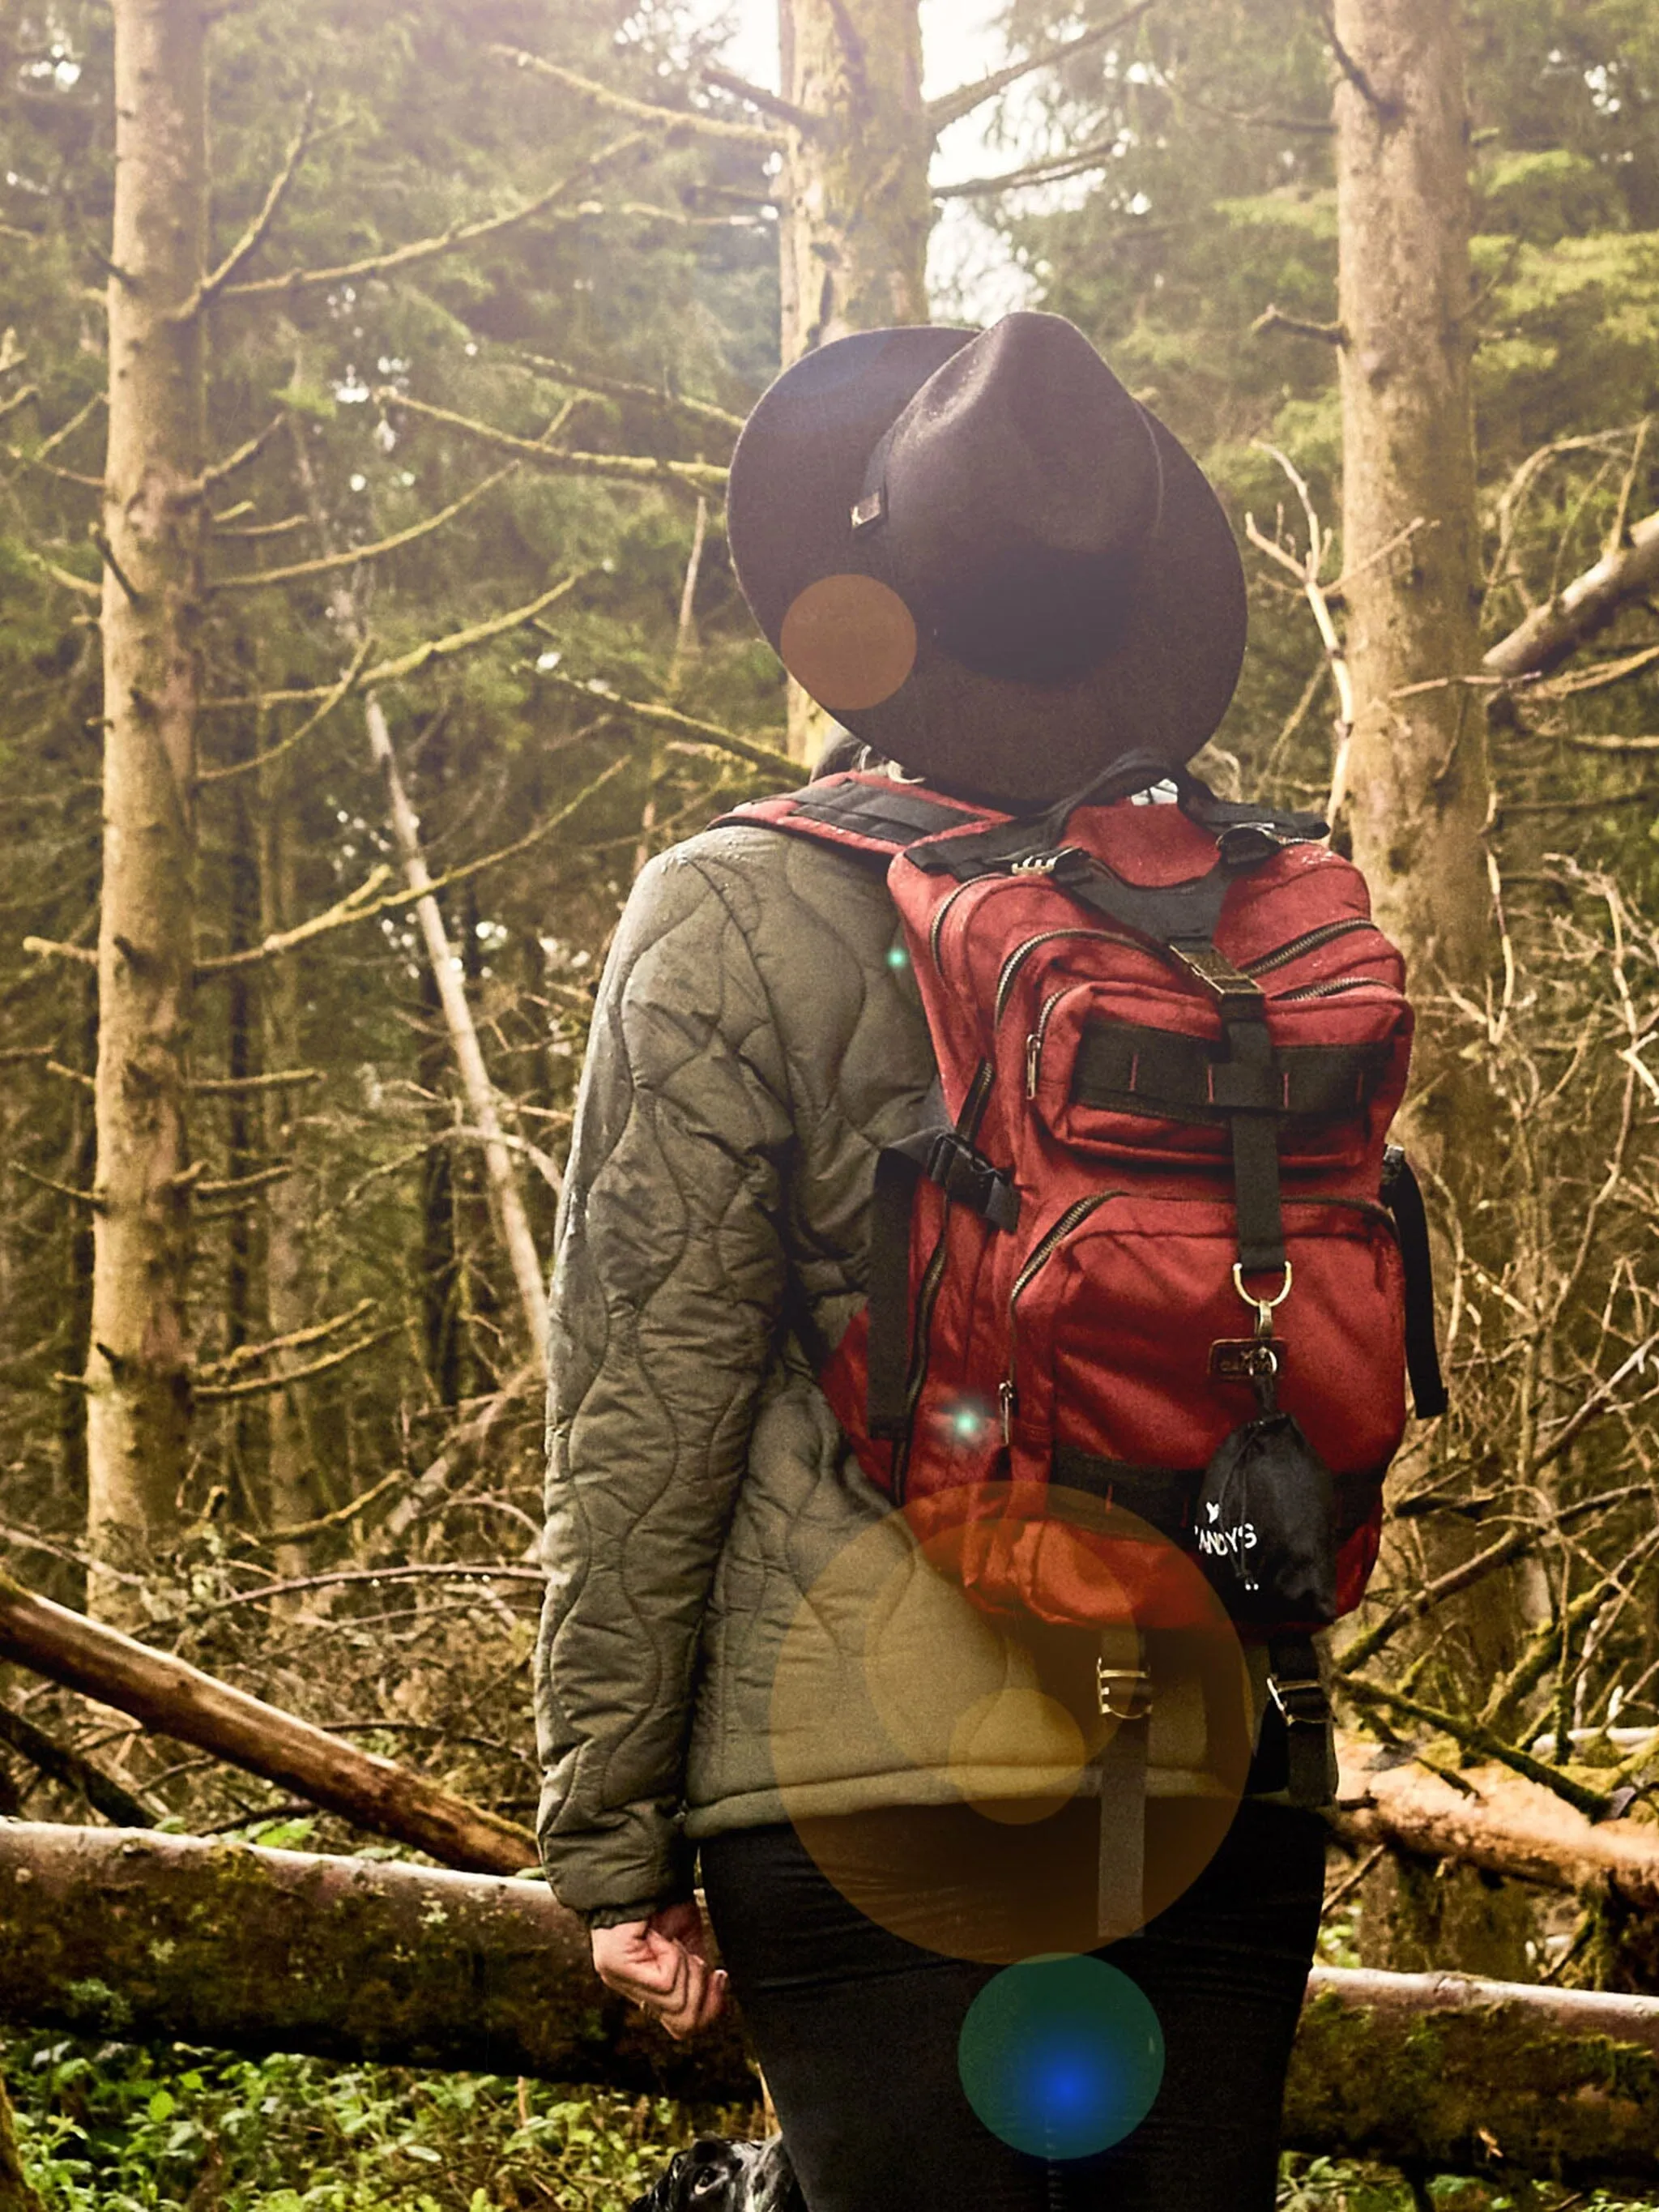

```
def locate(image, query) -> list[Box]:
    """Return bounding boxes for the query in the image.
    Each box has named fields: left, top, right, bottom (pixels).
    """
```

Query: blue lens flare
left=958, top=1955, right=1165, bottom=2161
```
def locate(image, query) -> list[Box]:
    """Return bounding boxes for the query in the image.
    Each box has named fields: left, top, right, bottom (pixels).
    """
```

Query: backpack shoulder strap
left=715, top=771, right=1011, bottom=868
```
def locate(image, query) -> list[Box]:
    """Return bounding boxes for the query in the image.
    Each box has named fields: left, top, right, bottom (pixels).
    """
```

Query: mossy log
left=1332, top=1728, right=1659, bottom=1912
left=0, top=1822, right=750, bottom=2103
left=0, top=2073, right=44, bottom=2212
left=4, top=1826, right=1659, bottom=2184
left=1288, top=1965, right=1659, bottom=2191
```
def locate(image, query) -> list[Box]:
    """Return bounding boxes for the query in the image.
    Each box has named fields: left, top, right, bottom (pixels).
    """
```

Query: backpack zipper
left=1025, top=989, right=1067, bottom=1096
left=928, top=878, right=977, bottom=963
left=1243, top=916, right=1375, bottom=976
left=1279, top=974, right=1386, bottom=1003
left=1000, top=1192, right=1116, bottom=1440
left=994, top=926, right=1144, bottom=1023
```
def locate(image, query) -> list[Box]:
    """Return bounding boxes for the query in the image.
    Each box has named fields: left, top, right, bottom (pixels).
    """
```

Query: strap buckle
left=1269, top=1672, right=1332, bottom=1729
left=1097, top=1662, right=1153, bottom=1721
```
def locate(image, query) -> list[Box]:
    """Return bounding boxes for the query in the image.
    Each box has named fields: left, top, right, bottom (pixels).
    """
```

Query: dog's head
left=629, top=2133, right=803, bottom=2212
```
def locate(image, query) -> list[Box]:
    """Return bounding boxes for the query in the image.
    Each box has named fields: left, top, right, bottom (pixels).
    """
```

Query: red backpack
left=723, top=760, right=1444, bottom=1794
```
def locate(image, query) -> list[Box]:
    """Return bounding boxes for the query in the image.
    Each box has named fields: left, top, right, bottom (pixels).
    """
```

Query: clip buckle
left=1096, top=1662, right=1153, bottom=1721
left=1269, top=1673, right=1331, bottom=1729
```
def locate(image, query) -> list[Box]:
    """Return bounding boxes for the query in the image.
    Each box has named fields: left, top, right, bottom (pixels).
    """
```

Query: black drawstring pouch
left=1194, top=1411, right=1339, bottom=1628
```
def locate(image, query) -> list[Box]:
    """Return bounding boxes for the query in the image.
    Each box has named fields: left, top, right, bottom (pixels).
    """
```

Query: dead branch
left=219, top=129, right=654, bottom=300
left=0, top=1569, right=536, bottom=1873
left=20, top=937, right=96, bottom=966
left=197, top=635, right=374, bottom=785
left=194, top=863, right=394, bottom=976
left=7, top=1162, right=100, bottom=1209
left=1244, top=442, right=1359, bottom=818
left=1320, top=3, right=1402, bottom=122
left=1339, top=1482, right=1653, bottom=1671
left=181, top=89, right=318, bottom=315
left=379, top=389, right=727, bottom=497
left=518, top=353, right=744, bottom=437
left=538, top=667, right=794, bottom=779
left=194, top=1300, right=376, bottom=1382
left=1252, top=303, right=1346, bottom=344
left=198, top=414, right=285, bottom=491
left=0, top=1700, right=158, bottom=1827
left=192, top=1326, right=399, bottom=1402
left=19, top=548, right=100, bottom=600
left=210, top=465, right=515, bottom=593
left=194, top=1562, right=544, bottom=1617
left=256, top=1467, right=404, bottom=1548
left=0, top=382, right=36, bottom=426
left=1337, top=1670, right=1614, bottom=1820
left=1534, top=639, right=1659, bottom=698
left=490, top=44, right=785, bottom=150
left=696, top=62, right=813, bottom=133
left=924, top=2, right=1156, bottom=135
left=933, top=137, right=1129, bottom=199
left=1484, top=511, right=1659, bottom=681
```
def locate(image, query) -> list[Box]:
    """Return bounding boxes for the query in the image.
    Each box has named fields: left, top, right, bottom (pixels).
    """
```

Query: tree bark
left=0, top=1823, right=746, bottom=2104
left=776, top=0, right=932, bottom=760
left=1286, top=1965, right=1659, bottom=2190
left=2, top=1824, right=1658, bottom=2187
left=0, top=2074, right=43, bottom=2212
left=87, top=0, right=210, bottom=1616
left=0, top=1568, right=537, bottom=1874
left=1331, top=1728, right=1659, bottom=1914
left=1332, top=0, right=1490, bottom=1012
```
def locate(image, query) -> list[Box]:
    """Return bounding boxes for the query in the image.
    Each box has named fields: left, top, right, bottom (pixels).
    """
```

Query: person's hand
left=591, top=1899, right=728, bottom=2040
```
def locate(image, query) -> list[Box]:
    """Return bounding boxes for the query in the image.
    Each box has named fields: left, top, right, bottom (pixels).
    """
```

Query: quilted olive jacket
left=534, top=814, right=1271, bottom=1925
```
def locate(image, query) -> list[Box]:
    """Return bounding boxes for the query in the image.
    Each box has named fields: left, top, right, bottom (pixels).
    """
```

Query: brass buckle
left=1269, top=1674, right=1330, bottom=1729
left=1097, top=1663, right=1153, bottom=1721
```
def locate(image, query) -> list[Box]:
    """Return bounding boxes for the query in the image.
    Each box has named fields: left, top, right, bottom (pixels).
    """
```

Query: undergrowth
left=4, top=2033, right=1655, bottom=2212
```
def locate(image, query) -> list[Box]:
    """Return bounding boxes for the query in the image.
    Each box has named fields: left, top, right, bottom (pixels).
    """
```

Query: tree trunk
left=258, top=755, right=316, bottom=1576
left=1332, top=0, right=1490, bottom=1016
left=86, top=0, right=209, bottom=1616
left=0, top=1567, right=537, bottom=1874
left=776, top=0, right=932, bottom=760
left=2, top=1823, right=1658, bottom=2188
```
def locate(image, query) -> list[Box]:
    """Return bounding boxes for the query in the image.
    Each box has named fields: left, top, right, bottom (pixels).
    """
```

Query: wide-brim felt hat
left=726, top=312, right=1247, bottom=810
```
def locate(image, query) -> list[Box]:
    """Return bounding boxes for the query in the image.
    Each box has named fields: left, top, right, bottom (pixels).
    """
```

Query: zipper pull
left=999, top=1380, right=1016, bottom=1442
left=1025, top=1031, right=1041, bottom=1097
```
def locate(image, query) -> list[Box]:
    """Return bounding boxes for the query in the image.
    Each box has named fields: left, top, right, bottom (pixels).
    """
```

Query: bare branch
left=7, top=1163, right=100, bottom=1209
left=197, top=637, right=374, bottom=786
left=491, top=44, right=785, bottom=150
left=517, top=353, right=744, bottom=437
left=19, top=549, right=100, bottom=601
left=220, top=130, right=651, bottom=301
left=180, top=90, right=318, bottom=317
left=379, top=390, right=727, bottom=497
left=211, top=464, right=515, bottom=594
left=1535, top=639, right=1659, bottom=699
left=193, top=1326, right=399, bottom=1403
left=935, top=138, right=1129, bottom=199
left=697, top=62, right=814, bottom=133
left=0, top=382, right=37, bottom=426
left=537, top=667, right=795, bottom=779
left=924, top=2, right=1155, bottom=136
left=193, top=1067, right=322, bottom=1095
left=1320, top=4, right=1401, bottom=122
left=199, top=416, right=285, bottom=491
left=1484, top=511, right=1659, bottom=681
left=1252, top=303, right=1346, bottom=345
left=21, top=937, right=96, bottom=966
left=196, top=1300, right=375, bottom=1381
left=195, top=865, right=394, bottom=976
left=1337, top=1672, right=1613, bottom=1821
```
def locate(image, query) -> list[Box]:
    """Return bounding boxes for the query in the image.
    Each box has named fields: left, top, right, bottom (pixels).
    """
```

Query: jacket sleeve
left=534, top=847, right=795, bottom=1921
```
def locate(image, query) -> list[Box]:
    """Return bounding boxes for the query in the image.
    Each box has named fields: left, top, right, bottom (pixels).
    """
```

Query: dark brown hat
left=726, top=313, right=1247, bottom=809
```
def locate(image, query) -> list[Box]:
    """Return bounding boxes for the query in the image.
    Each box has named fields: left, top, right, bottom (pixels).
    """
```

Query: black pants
left=701, top=1799, right=1326, bottom=2212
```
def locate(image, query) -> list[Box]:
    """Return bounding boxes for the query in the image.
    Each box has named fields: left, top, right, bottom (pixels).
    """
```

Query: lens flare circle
left=778, top=573, right=918, bottom=710
left=958, top=1954, right=1164, bottom=2161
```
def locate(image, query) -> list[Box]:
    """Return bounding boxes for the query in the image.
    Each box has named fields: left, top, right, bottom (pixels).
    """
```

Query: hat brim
left=727, top=326, right=1247, bottom=809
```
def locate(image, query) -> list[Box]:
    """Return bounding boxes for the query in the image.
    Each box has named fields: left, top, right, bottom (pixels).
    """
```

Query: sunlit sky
left=708, top=0, right=1051, bottom=322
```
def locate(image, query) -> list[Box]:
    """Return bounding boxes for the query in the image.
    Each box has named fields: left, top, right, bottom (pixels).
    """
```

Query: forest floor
left=2, top=2026, right=1655, bottom=2212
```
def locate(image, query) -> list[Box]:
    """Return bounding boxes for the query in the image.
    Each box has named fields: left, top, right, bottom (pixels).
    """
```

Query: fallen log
left=2, top=1825, right=1657, bottom=2187
left=0, top=1569, right=536, bottom=1875
left=1484, top=508, right=1659, bottom=681
left=1332, top=1728, right=1659, bottom=1913
left=1287, top=1965, right=1659, bottom=2190
left=0, top=1822, right=748, bottom=2103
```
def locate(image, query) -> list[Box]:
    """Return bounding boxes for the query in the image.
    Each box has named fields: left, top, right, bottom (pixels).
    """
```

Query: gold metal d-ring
left=1233, top=1261, right=1293, bottom=1339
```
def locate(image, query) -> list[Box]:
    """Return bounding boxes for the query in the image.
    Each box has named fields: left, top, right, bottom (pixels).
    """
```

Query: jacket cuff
left=583, top=1894, right=694, bottom=1931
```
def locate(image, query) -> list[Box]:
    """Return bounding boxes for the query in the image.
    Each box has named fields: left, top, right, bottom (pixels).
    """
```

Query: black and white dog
left=629, top=2134, right=805, bottom=2212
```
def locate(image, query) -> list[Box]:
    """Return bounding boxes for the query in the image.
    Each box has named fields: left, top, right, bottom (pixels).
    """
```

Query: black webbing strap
left=1162, top=942, right=1286, bottom=1279
left=1265, top=1633, right=1337, bottom=1808
left=1094, top=1689, right=1149, bottom=1943
left=867, top=1078, right=1020, bottom=1440
left=1382, top=1147, right=1449, bottom=1420
left=1073, top=1023, right=1388, bottom=1125
left=783, top=782, right=989, bottom=846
